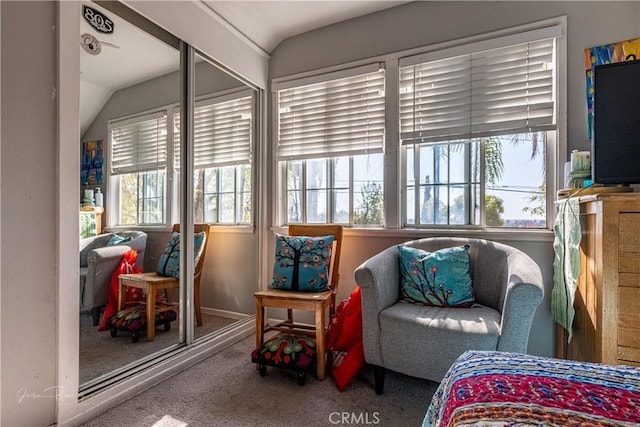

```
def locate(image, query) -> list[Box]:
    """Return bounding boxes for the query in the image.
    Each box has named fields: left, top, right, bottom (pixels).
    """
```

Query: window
left=175, top=92, right=254, bottom=224
left=400, top=27, right=559, bottom=228
left=109, top=112, right=168, bottom=225
left=275, top=64, right=385, bottom=225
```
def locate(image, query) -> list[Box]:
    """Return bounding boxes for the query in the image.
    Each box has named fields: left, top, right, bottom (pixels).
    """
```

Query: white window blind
left=110, top=112, right=167, bottom=174
left=276, top=65, right=385, bottom=160
left=174, top=92, right=253, bottom=169
left=400, top=35, right=556, bottom=144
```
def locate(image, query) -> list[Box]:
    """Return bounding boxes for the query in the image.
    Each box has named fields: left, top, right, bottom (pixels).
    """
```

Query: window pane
left=239, top=192, right=251, bottom=223
left=353, top=153, right=384, bottom=225
left=220, top=167, right=235, bottom=192
left=219, top=193, right=234, bottom=223
left=449, top=142, right=468, bottom=183
left=332, top=157, right=350, bottom=224
left=406, top=186, right=415, bottom=225
left=306, top=159, right=327, bottom=190
left=204, top=194, right=217, bottom=223
left=204, top=169, right=217, bottom=193
left=333, top=189, right=349, bottom=223
left=136, top=170, right=165, bottom=224
left=239, top=164, right=251, bottom=193
left=448, top=185, right=466, bottom=225
left=406, top=146, right=415, bottom=187
left=287, top=190, right=302, bottom=223
left=434, top=186, right=449, bottom=225
left=119, top=173, right=138, bottom=225
left=306, top=189, right=327, bottom=223
left=419, top=185, right=435, bottom=225
left=484, top=132, right=546, bottom=228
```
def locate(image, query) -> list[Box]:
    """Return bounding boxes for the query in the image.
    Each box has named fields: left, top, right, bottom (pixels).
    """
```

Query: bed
left=423, top=350, right=640, bottom=427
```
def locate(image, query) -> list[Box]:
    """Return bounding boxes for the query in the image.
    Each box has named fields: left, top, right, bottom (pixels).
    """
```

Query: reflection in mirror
left=190, top=53, right=258, bottom=341
left=78, top=1, right=260, bottom=393
left=78, top=0, right=181, bottom=388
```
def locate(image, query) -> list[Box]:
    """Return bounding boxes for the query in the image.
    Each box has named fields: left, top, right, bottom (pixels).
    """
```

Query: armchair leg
left=91, top=307, right=101, bottom=326
left=374, top=365, right=385, bottom=395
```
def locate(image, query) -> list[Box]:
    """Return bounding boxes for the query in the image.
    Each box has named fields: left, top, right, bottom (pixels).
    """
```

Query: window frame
left=108, top=110, right=171, bottom=227
left=273, top=63, right=387, bottom=227
left=271, top=16, right=566, bottom=236
left=106, top=88, right=257, bottom=229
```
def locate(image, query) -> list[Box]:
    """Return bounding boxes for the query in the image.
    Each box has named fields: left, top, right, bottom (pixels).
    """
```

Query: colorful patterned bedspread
left=423, top=351, right=640, bottom=427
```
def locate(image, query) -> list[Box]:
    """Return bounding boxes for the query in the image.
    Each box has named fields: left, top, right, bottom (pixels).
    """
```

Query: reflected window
left=109, top=112, right=168, bottom=225
left=175, top=91, right=254, bottom=225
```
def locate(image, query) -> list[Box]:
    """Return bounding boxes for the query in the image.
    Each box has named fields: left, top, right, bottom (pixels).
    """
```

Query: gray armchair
left=354, top=237, right=543, bottom=394
left=79, top=231, right=147, bottom=325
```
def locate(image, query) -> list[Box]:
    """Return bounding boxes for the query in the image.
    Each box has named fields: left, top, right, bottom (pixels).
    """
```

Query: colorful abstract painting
left=81, top=139, right=103, bottom=185
left=585, top=37, right=640, bottom=139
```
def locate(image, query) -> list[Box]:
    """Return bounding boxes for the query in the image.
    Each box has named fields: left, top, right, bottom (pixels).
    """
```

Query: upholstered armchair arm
left=354, top=246, right=401, bottom=366
left=83, top=246, right=131, bottom=309
left=496, top=251, right=544, bottom=353
left=79, top=233, right=114, bottom=267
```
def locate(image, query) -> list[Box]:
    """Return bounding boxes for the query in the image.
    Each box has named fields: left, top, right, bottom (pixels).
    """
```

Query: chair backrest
left=288, top=224, right=343, bottom=294
left=172, top=223, right=211, bottom=279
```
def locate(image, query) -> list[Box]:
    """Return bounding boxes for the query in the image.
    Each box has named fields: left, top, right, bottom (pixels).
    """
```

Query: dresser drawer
left=619, top=213, right=640, bottom=253
left=618, top=287, right=640, bottom=348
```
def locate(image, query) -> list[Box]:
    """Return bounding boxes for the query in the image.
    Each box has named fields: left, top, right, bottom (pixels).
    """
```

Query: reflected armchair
left=79, top=231, right=147, bottom=325
left=355, top=237, right=543, bottom=394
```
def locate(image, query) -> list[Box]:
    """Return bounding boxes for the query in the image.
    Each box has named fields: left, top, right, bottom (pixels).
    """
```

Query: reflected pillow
left=270, top=233, right=334, bottom=292
left=107, top=235, right=132, bottom=246
left=156, top=231, right=206, bottom=278
left=397, top=244, right=475, bottom=307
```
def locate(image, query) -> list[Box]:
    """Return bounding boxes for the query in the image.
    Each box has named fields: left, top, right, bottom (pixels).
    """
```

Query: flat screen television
left=592, top=60, right=640, bottom=185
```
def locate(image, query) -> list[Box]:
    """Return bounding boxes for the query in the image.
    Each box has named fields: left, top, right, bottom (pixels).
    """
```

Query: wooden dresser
left=557, top=193, right=640, bottom=367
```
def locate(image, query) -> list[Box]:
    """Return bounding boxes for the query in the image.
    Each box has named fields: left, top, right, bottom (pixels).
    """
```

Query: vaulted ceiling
left=79, top=1, right=408, bottom=135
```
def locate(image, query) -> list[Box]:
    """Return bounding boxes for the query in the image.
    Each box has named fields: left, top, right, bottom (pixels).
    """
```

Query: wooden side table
left=118, top=273, right=179, bottom=342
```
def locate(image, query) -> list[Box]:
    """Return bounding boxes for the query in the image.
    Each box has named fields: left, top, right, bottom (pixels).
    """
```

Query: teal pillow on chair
left=156, top=231, right=206, bottom=278
left=397, top=244, right=475, bottom=307
left=270, top=233, right=334, bottom=292
left=107, top=235, right=132, bottom=246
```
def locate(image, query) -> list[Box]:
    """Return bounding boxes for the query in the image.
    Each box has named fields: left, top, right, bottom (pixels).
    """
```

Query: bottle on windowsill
left=95, top=187, right=103, bottom=208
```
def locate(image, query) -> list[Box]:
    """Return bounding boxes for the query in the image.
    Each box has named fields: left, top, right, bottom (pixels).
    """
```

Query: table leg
left=146, top=284, right=156, bottom=342
left=315, top=303, right=326, bottom=380
left=255, top=297, right=264, bottom=350
left=117, top=278, right=125, bottom=311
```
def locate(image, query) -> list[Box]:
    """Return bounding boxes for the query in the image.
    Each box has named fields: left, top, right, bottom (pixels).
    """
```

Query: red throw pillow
left=326, top=287, right=362, bottom=350
left=326, top=286, right=365, bottom=391
left=329, top=342, right=365, bottom=392
left=98, top=250, right=144, bottom=331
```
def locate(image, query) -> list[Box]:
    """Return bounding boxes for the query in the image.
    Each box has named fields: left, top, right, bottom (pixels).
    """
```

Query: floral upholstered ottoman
left=251, top=332, right=316, bottom=385
left=107, top=304, right=177, bottom=343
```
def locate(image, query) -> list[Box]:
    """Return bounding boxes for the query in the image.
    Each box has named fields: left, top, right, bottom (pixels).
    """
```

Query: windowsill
left=271, top=226, right=554, bottom=243
left=105, top=224, right=256, bottom=234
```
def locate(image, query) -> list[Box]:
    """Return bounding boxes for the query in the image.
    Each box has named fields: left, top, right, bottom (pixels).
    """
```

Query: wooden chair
left=118, top=223, right=210, bottom=341
left=254, top=224, right=343, bottom=380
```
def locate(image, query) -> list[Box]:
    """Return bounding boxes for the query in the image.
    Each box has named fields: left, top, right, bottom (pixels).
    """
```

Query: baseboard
left=201, top=306, right=249, bottom=320
left=61, top=316, right=255, bottom=426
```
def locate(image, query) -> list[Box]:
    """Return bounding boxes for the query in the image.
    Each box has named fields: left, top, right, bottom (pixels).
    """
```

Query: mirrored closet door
left=78, top=0, right=259, bottom=394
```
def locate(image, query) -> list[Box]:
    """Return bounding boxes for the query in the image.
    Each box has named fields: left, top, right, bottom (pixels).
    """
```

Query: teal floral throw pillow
left=156, top=231, right=206, bottom=278
left=270, top=233, right=334, bottom=292
left=397, top=244, right=475, bottom=307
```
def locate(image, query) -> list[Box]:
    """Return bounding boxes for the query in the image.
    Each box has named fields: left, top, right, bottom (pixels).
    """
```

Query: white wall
left=267, top=1, right=640, bottom=358
left=0, top=0, right=268, bottom=425
left=1, top=2, right=59, bottom=425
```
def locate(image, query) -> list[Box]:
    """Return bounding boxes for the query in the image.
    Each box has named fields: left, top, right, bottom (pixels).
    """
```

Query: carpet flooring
left=80, top=312, right=239, bottom=384
left=80, top=334, right=439, bottom=427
